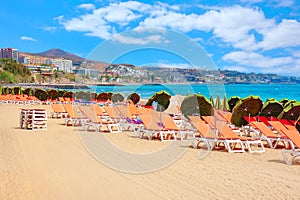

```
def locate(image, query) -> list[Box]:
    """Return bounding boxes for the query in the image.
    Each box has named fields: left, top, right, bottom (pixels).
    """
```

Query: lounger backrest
left=281, top=129, right=300, bottom=148
left=90, top=104, right=104, bottom=116
left=256, top=116, right=271, bottom=126
left=63, top=104, right=82, bottom=118
left=79, top=105, right=100, bottom=123
left=139, top=114, right=162, bottom=130
left=251, top=121, right=278, bottom=137
left=188, top=116, right=216, bottom=138
left=51, top=104, right=65, bottom=113
left=268, top=121, right=289, bottom=136
left=215, top=121, right=239, bottom=139
left=160, top=113, right=180, bottom=131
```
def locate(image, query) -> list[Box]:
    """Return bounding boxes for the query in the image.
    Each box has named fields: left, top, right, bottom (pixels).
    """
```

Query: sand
left=0, top=103, right=300, bottom=199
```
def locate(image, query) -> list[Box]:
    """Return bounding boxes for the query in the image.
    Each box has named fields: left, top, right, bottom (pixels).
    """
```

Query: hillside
left=19, top=48, right=108, bottom=70
left=37, top=48, right=84, bottom=64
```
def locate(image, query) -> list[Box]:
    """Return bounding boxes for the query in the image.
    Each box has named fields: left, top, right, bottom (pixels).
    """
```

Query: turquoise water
left=88, top=84, right=300, bottom=102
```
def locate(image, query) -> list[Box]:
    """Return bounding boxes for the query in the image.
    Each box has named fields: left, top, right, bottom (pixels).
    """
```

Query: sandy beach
left=1, top=103, right=300, bottom=200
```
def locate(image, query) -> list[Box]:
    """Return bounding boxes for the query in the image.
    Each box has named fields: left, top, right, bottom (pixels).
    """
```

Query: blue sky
left=1, top=0, right=300, bottom=75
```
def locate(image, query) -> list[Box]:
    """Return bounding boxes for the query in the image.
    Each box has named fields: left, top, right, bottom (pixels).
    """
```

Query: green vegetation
left=0, top=60, right=33, bottom=83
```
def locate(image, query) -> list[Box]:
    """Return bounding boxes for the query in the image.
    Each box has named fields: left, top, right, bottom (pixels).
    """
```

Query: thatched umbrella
left=34, top=88, right=48, bottom=101
left=279, top=98, right=289, bottom=107
left=47, top=89, right=59, bottom=100
left=231, top=95, right=263, bottom=127
left=278, top=102, right=300, bottom=121
left=127, top=92, right=140, bottom=104
left=145, top=90, right=171, bottom=112
left=63, top=91, right=76, bottom=99
left=97, top=92, right=110, bottom=101
left=180, top=94, right=214, bottom=117
left=76, top=91, right=91, bottom=101
left=58, top=90, right=66, bottom=97
left=111, top=93, right=125, bottom=103
left=13, top=87, right=21, bottom=95
left=228, top=96, right=240, bottom=112
left=260, top=99, right=283, bottom=118
left=90, top=92, right=97, bottom=100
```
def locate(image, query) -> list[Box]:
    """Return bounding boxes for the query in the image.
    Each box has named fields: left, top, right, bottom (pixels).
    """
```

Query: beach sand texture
left=1, top=103, right=300, bottom=199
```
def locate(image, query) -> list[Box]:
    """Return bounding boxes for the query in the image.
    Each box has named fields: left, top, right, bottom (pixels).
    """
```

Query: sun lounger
left=138, top=110, right=177, bottom=141
left=256, top=116, right=271, bottom=126
left=79, top=105, right=122, bottom=133
left=251, top=121, right=292, bottom=149
left=63, top=104, right=87, bottom=126
left=189, top=116, right=248, bottom=153
left=50, top=103, right=68, bottom=118
left=215, top=121, right=264, bottom=153
left=281, top=128, right=300, bottom=164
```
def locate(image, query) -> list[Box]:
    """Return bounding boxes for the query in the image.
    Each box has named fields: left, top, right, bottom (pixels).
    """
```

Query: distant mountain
left=37, top=48, right=84, bottom=64
left=20, top=48, right=108, bottom=70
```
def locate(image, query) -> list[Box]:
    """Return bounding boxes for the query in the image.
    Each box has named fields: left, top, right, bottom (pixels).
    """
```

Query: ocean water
left=88, top=84, right=300, bottom=102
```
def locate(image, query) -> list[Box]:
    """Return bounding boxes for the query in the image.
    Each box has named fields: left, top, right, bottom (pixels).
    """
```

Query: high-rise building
left=0, top=48, right=19, bottom=62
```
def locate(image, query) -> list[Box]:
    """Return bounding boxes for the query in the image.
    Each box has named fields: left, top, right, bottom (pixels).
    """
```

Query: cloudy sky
left=1, top=0, right=300, bottom=75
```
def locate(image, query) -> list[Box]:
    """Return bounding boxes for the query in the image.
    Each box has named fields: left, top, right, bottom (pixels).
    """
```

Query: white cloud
left=42, top=26, right=57, bottom=32
left=223, top=51, right=294, bottom=68
left=257, top=19, right=300, bottom=50
left=21, top=36, right=37, bottom=42
left=56, top=2, right=300, bottom=75
left=112, top=34, right=165, bottom=45
left=77, top=3, right=95, bottom=10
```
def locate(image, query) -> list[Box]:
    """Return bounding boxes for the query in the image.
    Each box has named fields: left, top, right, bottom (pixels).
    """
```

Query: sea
left=87, top=83, right=300, bottom=102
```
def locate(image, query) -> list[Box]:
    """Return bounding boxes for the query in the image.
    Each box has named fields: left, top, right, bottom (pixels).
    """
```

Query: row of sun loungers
left=49, top=103, right=300, bottom=164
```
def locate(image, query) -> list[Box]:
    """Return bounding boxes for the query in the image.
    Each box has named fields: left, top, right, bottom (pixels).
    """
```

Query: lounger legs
left=282, top=149, right=300, bottom=165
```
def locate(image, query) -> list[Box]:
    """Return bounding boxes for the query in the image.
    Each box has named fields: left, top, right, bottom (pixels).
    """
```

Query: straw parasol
left=63, top=91, right=76, bottom=99
left=145, top=90, right=171, bottom=112
left=111, top=93, right=125, bottom=103
left=34, top=88, right=48, bottom=101
left=76, top=91, right=91, bottom=101
left=260, top=99, right=283, bottom=118
left=127, top=92, right=140, bottom=104
left=278, top=102, right=300, bottom=121
left=228, top=96, right=240, bottom=112
left=47, top=89, right=59, bottom=100
left=231, top=95, right=263, bottom=127
left=180, top=94, right=214, bottom=117
left=97, top=92, right=110, bottom=101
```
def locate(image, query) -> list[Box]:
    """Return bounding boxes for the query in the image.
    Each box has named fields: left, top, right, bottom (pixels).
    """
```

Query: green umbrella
left=180, top=94, right=214, bottom=117
left=127, top=92, right=140, bottom=104
left=145, top=90, right=171, bottom=112
left=58, top=90, right=66, bottom=97
left=283, top=100, right=297, bottom=109
left=228, top=96, right=240, bottom=112
left=63, top=91, right=76, bottom=99
left=296, top=116, right=300, bottom=133
left=278, top=102, right=300, bottom=121
left=0, top=85, right=2, bottom=95
left=76, top=91, right=91, bottom=101
left=111, top=93, right=125, bottom=103
left=231, top=95, right=263, bottom=127
left=11, top=87, right=15, bottom=95
left=260, top=99, right=283, bottom=118
left=47, top=89, right=59, bottom=100
left=97, top=92, right=110, bottom=101
left=34, top=88, right=48, bottom=101
left=279, top=98, right=289, bottom=107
